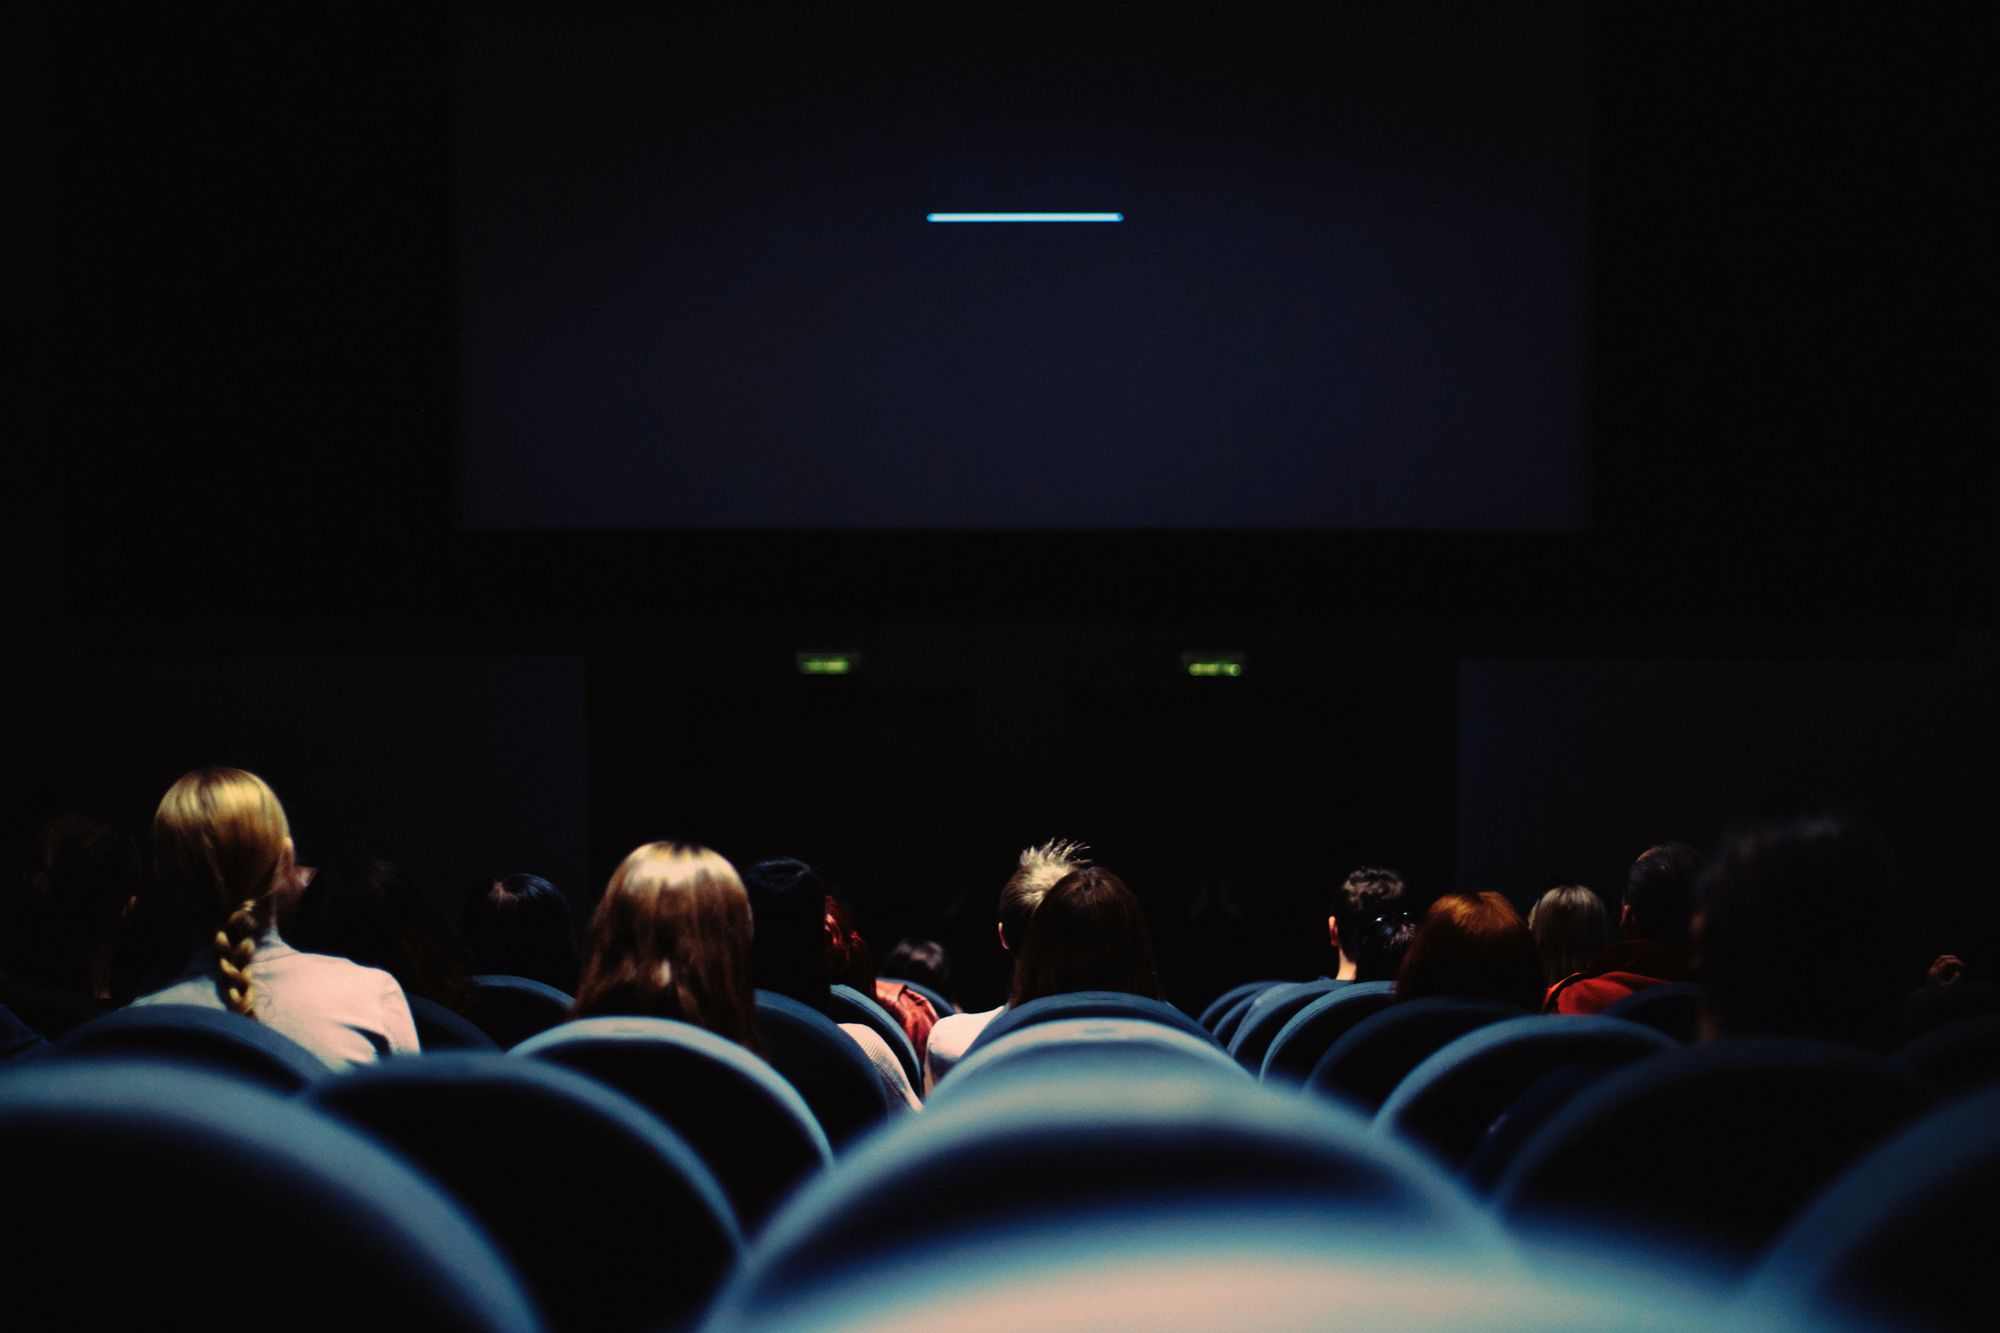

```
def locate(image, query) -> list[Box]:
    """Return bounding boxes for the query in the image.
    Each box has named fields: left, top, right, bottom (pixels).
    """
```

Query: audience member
left=1329, top=866, right=1411, bottom=981
left=744, top=857, right=921, bottom=1110
left=0, top=814, right=137, bottom=1036
left=1546, top=842, right=1703, bottom=1015
left=134, top=767, right=418, bottom=1068
left=1696, top=814, right=1908, bottom=1048
left=824, top=894, right=939, bottom=1063
left=1528, top=883, right=1610, bottom=991
left=1010, top=866, right=1165, bottom=1004
left=285, top=855, right=475, bottom=1013
left=881, top=937, right=954, bottom=1003
left=572, top=842, right=760, bottom=1048
left=924, top=838, right=1090, bottom=1089
left=1396, top=892, right=1544, bottom=1011
left=463, top=872, right=579, bottom=994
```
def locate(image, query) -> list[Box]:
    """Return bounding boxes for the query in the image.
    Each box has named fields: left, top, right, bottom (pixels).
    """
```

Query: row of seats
left=4, top=978, right=1994, bottom=1329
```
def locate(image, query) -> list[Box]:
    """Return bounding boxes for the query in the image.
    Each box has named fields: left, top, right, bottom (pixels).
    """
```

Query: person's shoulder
left=265, top=948, right=407, bottom=1001
left=928, top=1005, right=1001, bottom=1051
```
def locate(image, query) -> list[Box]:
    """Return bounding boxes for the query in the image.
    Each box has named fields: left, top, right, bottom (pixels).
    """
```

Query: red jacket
left=1544, top=938, right=1692, bottom=1016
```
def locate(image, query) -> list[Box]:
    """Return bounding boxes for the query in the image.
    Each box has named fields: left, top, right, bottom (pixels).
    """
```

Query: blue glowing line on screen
left=925, top=212, right=1124, bottom=223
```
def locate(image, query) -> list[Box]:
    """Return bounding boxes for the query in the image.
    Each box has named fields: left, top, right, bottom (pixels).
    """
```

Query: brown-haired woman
left=1395, top=892, right=1545, bottom=1012
left=135, top=767, right=418, bottom=1068
left=572, top=842, right=759, bottom=1049
left=1009, top=867, right=1164, bottom=1006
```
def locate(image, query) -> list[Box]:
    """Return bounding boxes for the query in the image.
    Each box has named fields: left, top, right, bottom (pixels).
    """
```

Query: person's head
left=1696, top=814, right=1903, bottom=1047
left=742, top=856, right=831, bottom=1005
left=152, top=767, right=296, bottom=1018
left=464, top=873, right=579, bottom=993
left=881, top=938, right=953, bottom=999
left=998, top=839, right=1091, bottom=954
left=1330, top=867, right=1409, bottom=973
left=8, top=813, right=140, bottom=993
left=822, top=895, right=876, bottom=993
left=1353, top=912, right=1418, bottom=984
left=1396, top=892, right=1544, bottom=1010
left=1528, top=883, right=1610, bottom=986
left=287, top=856, right=471, bottom=1010
left=574, top=842, right=757, bottom=1047
left=1623, top=842, right=1704, bottom=942
left=1009, top=866, right=1162, bottom=1006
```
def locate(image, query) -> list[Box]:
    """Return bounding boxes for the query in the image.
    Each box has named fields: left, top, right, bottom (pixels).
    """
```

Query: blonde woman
left=134, top=767, right=417, bottom=1068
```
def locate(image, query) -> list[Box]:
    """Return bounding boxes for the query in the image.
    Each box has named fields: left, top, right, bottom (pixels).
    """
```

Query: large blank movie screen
left=456, top=2, right=1589, bottom=530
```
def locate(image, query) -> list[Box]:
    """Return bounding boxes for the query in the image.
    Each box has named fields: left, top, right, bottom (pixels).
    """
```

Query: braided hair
left=153, top=767, right=294, bottom=1020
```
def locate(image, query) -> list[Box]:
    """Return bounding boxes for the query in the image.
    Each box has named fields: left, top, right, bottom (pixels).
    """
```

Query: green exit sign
left=1182, top=652, right=1246, bottom=678
left=797, top=650, right=861, bottom=676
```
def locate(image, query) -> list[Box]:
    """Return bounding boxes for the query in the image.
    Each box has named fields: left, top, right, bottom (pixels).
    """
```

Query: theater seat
left=0, top=1057, right=538, bottom=1330
left=407, top=995, right=500, bottom=1051
left=710, top=1060, right=1507, bottom=1324
left=468, top=974, right=575, bottom=1049
left=1210, top=990, right=1264, bottom=1046
left=516, top=1015, right=831, bottom=1232
left=1258, top=981, right=1400, bottom=1085
left=825, top=982, right=922, bottom=1090
left=1374, top=1014, right=1675, bottom=1174
left=310, top=1052, right=738, bottom=1331
left=1741, top=1087, right=2000, bottom=1332
left=1492, top=1037, right=1935, bottom=1270
left=929, top=1017, right=1248, bottom=1107
left=754, top=990, right=895, bottom=1147
left=1305, top=997, right=1525, bottom=1114
left=962, top=990, right=1213, bottom=1059
left=1600, top=981, right=1702, bottom=1043
left=1228, top=978, right=1344, bottom=1072
left=1199, top=979, right=1283, bottom=1033
left=55, top=1002, right=329, bottom=1090
left=1892, top=1013, right=2000, bottom=1101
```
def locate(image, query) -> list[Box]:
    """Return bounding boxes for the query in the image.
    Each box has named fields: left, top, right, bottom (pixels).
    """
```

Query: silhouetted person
left=463, top=872, right=579, bottom=994
left=1528, top=882, right=1610, bottom=992
left=824, top=894, right=938, bottom=1063
left=1546, top=843, right=1703, bottom=1015
left=286, top=856, right=475, bottom=1013
left=1329, top=867, right=1411, bottom=981
left=0, top=814, right=137, bottom=1036
left=1397, top=892, right=1543, bottom=1011
left=1009, top=866, right=1165, bottom=1005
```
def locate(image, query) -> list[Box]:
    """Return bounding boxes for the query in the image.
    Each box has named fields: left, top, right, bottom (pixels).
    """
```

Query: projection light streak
left=925, top=212, right=1124, bottom=223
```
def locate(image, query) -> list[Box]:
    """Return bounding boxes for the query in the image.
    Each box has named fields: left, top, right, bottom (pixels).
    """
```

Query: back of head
left=743, top=857, right=831, bottom=1005
left=9, top=814, right=140, bottom=991
left=1396, top=892, right=1543, bottom=1010
left=1697, top=814, right=1902, bottom=1047
left=998, top=839, right=1091, bottom=951
left=1009, top=867, right=1162, bottom=1005
left=881, top=938, right=953, bottom=997
left=822, top=895, right=875, bottom=993
left=1625, top=842, right=1704, bottom=942
left=1333, top=867, right=1409, bottom=956
left=1528, top=883, right=1610, bottom=986
left=151, top=767, right=293, bottom=1018
left=463, top=873, right=578, bottom=993
left=288, top=856, right=471, bottom=1009
left=575, top=842, right=757, bottom=1047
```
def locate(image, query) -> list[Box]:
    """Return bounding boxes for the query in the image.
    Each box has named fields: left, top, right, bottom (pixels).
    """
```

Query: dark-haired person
left=0, top=814, right=138, bottom=1036
left=1528, top=883, right=1609, bottom=994
left=1545, top=842, right=1702, bottom=1015
left=824, top=895, right=939, bottom=1064
left=923, top=838, right=1090, bottom=1090
left=463, top=872, right=579, bottom=994
left=1353, top=911, right=1418, bottom=983
left=1396, top=892, right=1544, bottom=1012
left=572, top=842, right=759, bottom=1048
left=1695, top=814, right=1908, bottom=1049
left=134, top=768, right=418, bottom=1069
left=881, top=937, right=954, bottom=1005
left=1009, top=866, right=1164, bottom=1005
left=744, top=857, right=920, bottom=1110
left=286, top=856, right=475, bottom=1013
left=1330, top=867, right=1410, bottom=981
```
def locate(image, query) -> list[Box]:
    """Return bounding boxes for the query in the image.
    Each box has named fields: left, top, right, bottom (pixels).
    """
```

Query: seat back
left=468, top=974, right=576, bottom=1049
left=1492, top=1036, right=1936, bottom=1270
left=1742, top=1087, right=2000, bottom=1332
left=0, top=1057, right=539, bottom=1330
left=56, top=1002, right=329, bottom=1089
left=407, top=995, right=500, bottom=1052
left=825, top=983, right=921, bottom=1090
left=310, top=1052, right=738, bottom=1331
left=1198, top=978, right=1283, bottom=1032
left=1258, top=981, right=1400, bottom=1085
left=516, top=1015, right=830, bottom=1232
left=1374, top=1014, right=1676, bottom=1173
left=931, top=1018, right=1248, bottom=1107
left=753, top=990, right=895, bottom=1147
left=1305, top=997, right=1525, bottom=1114
left=1228, top=978, right=1344, bottom=1071
left=1209, top=989, right=1264, bottom=1046
left=963, top=991, right=1212, bottom=1059
left=1600, top=981, right=1703, bottom=1043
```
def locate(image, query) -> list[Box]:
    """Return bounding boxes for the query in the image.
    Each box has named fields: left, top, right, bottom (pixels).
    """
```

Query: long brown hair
left=1396, top=892, right=1544, bottom=1010
left=152, top=767, right=294, bottom=1018
left=1009, top=867, right=1163, bottom=1006
left=573, top=842, right=758, bottom=1048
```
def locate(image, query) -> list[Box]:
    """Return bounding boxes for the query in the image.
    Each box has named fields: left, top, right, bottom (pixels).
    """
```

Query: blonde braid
left=215, top=898, right=263, bottom=1018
